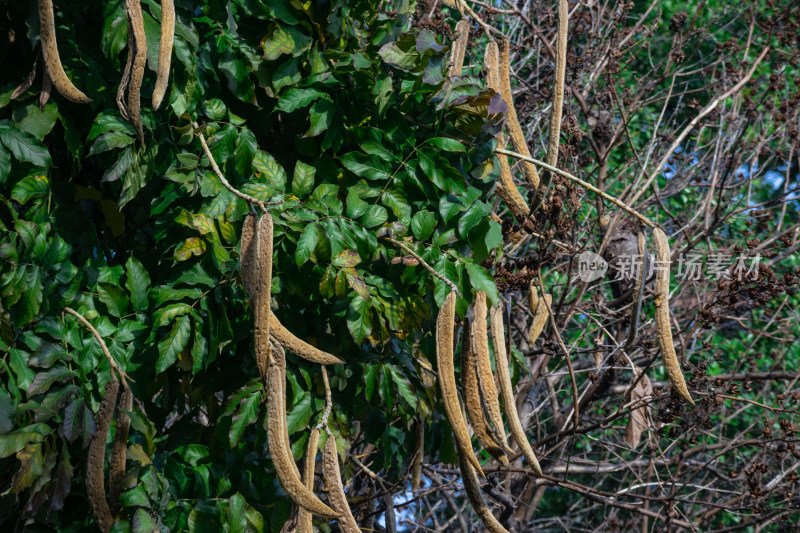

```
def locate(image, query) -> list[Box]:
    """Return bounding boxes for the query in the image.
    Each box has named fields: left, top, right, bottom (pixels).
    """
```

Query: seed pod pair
left=436, top=291, right=484, bottom=476
left=38, top=0, right=91, bottom=103
left=448, top=20, right=470, bottom=77
left=652, top=228, right=693, bottom=404
left=323, top=436, right=362, bottom=532
left=87, top=379, right=119, bottom=533
left=266, top=341, right=339, bottom=518
left=253, top=214, right=274, bottom=382
left=489, top=306, right=542, bottom=475
left=297, top=428, right=321, bottom=533
left=109, top=382, right=134, bottom=513
left=461, top=322, right=508, bottom=466
left=470, top=292, right=510, bottom=450
left=457, top=454, right=510, bottom=533
left=484, top=42, right=529, bottom=221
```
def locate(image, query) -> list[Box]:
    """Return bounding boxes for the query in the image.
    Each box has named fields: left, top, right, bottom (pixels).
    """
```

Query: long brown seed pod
left=323, top=436, right=362, bottom=533
left=497, top=37, right=539, bottom=190
left=116, top=30, right=134, bottom=122
left=87, top=379, right=119, bottom=533
left=254, top=213, right=274, bottom=382
left=448, top=20, right=470, bottom=77
left=653, top=227, right=694, bottom=404
left=125, top=0, right=147, bottom=143
left=457, top=454, right=510, bottom=533
left=462, top=321, right=509, bottom=466
left=528, top=293, right=552, bottom=346
left=39, top=70, right=52, bottom=110
left=152, top=0, right=175, bottom=110
left=531, top=0, right=569, bottom=212
left=485, top=41, right=530, bottom=221
left=627, top=228, right=647, bottom=346
left=266, top=342, right=339, bottom=518
left=297, top=427, right=321, bottom=533
left=470, top=292, right=509, bottom=450
left=528, top=280, right=539, bottom=315
left=411, top=420, right=424, bottom=491
left=489, top=306, right=542, bottom=474
left=38, top=0, right=91, bottom=103
left=240, top=214, right=258, bottom=308
left=109, top=382, right=133, bottom=513
left=436, top=291, right=485, bottom=476
left=270, top=311, right=344, bottom=365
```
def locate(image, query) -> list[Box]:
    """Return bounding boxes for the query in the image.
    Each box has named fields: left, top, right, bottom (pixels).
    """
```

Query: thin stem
left=496, top=148, right=656, bottom=228
left=382, top=236, right=462, bottom=298
left=191, top=121, right=282, bottom=213
left=64, top=307, right=131, bottom=384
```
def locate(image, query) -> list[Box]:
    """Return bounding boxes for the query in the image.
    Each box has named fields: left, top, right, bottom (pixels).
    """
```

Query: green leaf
left=89, top=130, right=136, bottom=155
left=411, top=210, right=437, bottom=241
left=252, top=151, right=287, bottom=191
left=386, top=364, right=417, bottom=409
left=0, top=121, right=51, bottom=168
left=285, top=393, right=312, bottom=436
left=346, top=189, right=369, bottom=218
left=156, top=315, right=192, bottom=373
left=332, top=250, right=361, bottom=268
left=378, top=36, right=419, bottom=71
left=10, top=442, right=44, bottom=493
left=202, top=99, right=227, bottom=121
left=11, top=175, right=49, bottom=204
left=361, top=205, right=388, bottom=228
left=347, top=295, right=372, bottom=344
left=427, top=137, right=466, bottom=152
left=295, top=223, right=319, bottom=267
left=98, top=283, right=130, bottom=318
left=277, top=88, right=326, bottom=113
left=464, top=262, right=499, bottom=306
left=305, top=99, right=336, bottom=137
left=12, top=103, right=58, bottom=141
left=120, top=485, right=151, bottom=508
left=125, top=256, right=151, bottom=312
left=234, top=128, right=257, bottom=177
left=292, top=161, right=316, bottom=197
left=229, top=389, right=261, bottom=447
left=340, top=152, right=392, bottom=181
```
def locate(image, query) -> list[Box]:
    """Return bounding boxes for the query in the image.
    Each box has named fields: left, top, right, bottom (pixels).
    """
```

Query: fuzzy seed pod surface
left=152, top=0, right=175, bottom=110
left=490, top=306, right=542, bottom=474
left=270, top=311, right=344, bottom=365
left=109, top=383, right=133, bottom=512
left=87, top=379, right=119, bottom=533
left=653, top=227, right=694, bottom=404
left=240, top=214, right=258, bottom=308
left=38, top=0, right=91, bottom=103
left=125, top=0, right=147, bottom=142
left=457, top=454, right=510, bottom=533
left=323, top=436, right=362, bottom=533
left=448, top=20, right=470, bottom=77
left=254, top=213, right=274, bottom=382
left=297, top=427, right=321, bottom=533
left=529, top=293, right=552, bottom=346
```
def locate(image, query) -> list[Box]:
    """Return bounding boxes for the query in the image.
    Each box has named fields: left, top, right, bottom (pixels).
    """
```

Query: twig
left=531, top=0, right=569, bottom=213
left=496, top=148, right=656, bottom=228
left=382, top=236, right=462, bottom=297
left=64, top=307, right=131, bottom=384
left=191, top=121, right=282, bottom=212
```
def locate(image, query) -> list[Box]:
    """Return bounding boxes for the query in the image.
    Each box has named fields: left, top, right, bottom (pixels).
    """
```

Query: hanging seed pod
left=462, top=321, right=509, bottom=466
left=528, top=293, right=552, bottom=346
left=270, top=312, right=344, bottom=365
left=457, top=454, right=510, bottom=533
left=109, top=382, right=133, bottom=512
left=87, top=379, right=119, bottom=533
left=266, top=342, right=339, bottom=518
left=38, top=0, right=91, bottom=103
left=489, top=306, right=542, bottom=474
left=436, top=291, right=485, bottom=476
left=239, top=214, right=258, bottom=308
left=470, top=292, right=509, bottom=450
left=152, top=0, right=175, bottom=110
left=627, top=228, right=647, bottom=346
left=448, top=20, right=470, bottom=77
left=323, top=436, right=362, bottom=533
left=125, top=0, right=147, bottom=142
left=254, top=213, right=274, bottom=382
left=652, top=227, right=694, bottom=404
left=297, top=427, right=321, bottom=533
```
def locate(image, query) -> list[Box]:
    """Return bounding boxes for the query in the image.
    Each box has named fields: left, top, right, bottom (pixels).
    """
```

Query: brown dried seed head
left=436, top=290, right=485, bottom=476
left=323, top=436, right=362, bottom=533
left=470, top=292, right=509, bottom=451
left=270, top=311, right=344, bottom=365
left=152, top=0, right=175, bottom=110
left=297, top=428, right=321, bottom=533
left=448, top=20, right=470, bottom=77
left=490, top=306, right=542, bottom=474
left=267, top=343, right=339, bottom=518
left=457, top=454, right=511, bottom=533
left=652, top=227, right=693, bottom=404
left=254, top=213, right=274, bottom=382
left=87, top=379, right=119, bottom=533
left=109, top=383, right=134, bottom=512
left=462, top=321, right=509, bottom=466
left=125, top=0, right=147, bottom=142
left=497, top=37, right=539, bottom=189
left=38, top=0, right=91, bottom=103
left=529, top=293, right=552, bottom=345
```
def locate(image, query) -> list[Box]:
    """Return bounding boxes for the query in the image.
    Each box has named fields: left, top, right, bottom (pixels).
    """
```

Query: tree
left=0, top=0, right=799, bottom=531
